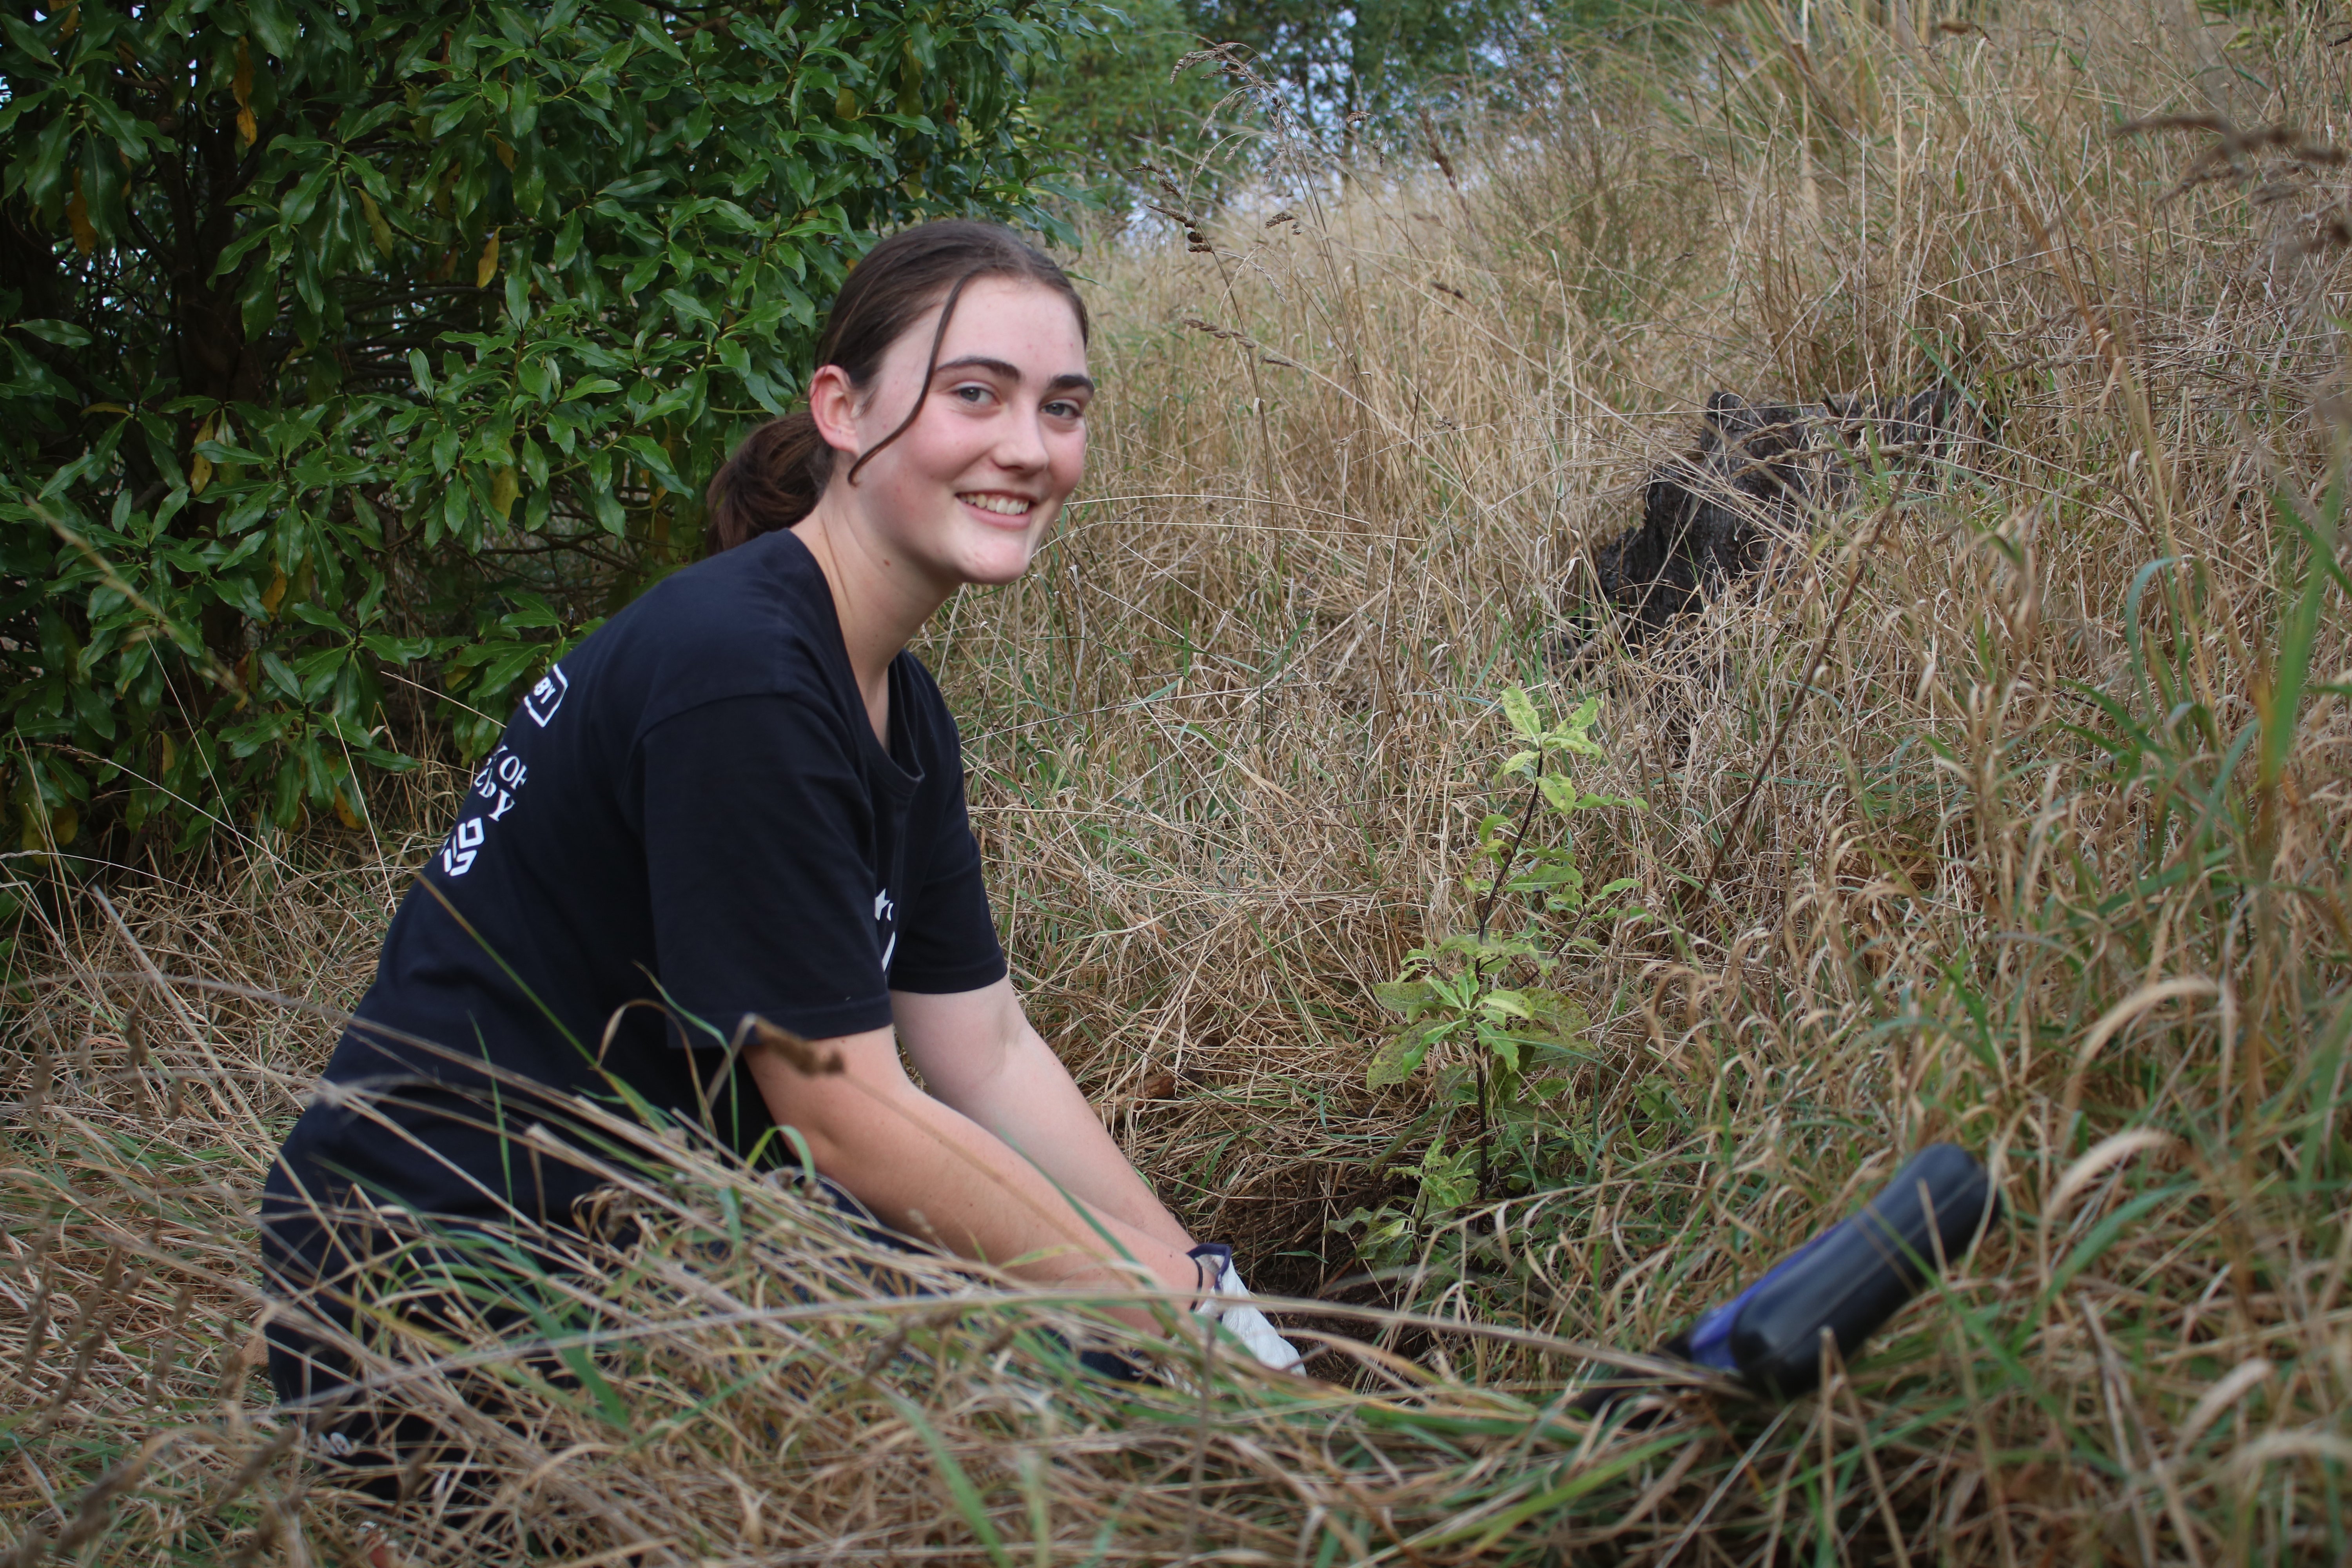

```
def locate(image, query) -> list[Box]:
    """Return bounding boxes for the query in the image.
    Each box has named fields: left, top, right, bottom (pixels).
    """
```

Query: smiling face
left=804, top=275, right=1091, bottom=593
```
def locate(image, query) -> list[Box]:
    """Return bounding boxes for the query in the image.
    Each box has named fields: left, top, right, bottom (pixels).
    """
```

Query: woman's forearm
left=893, top=981, right=1197, bottom=1254
left=746, top=1035, right=1195, bottom=1321
left=947, top=1026, right=1196, bottom=1252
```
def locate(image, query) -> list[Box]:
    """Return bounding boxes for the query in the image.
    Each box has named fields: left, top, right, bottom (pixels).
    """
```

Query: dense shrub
left=0, top=0, right=1088, bottom=847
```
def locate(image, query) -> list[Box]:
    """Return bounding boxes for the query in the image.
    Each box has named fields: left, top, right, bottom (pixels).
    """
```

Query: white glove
left=1189, top=1245, right=1305, bottom=1372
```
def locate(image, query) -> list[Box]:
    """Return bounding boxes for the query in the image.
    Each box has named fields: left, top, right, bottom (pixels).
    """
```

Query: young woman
left=261, top=221, right=1296, bottom=1439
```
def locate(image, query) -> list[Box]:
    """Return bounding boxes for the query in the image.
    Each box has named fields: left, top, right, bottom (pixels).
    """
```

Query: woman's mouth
left=958, top=492, right=1036, bottom=518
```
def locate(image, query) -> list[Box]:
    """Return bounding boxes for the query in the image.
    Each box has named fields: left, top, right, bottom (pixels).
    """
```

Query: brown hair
left=703, top=220, right=1090, bottom=553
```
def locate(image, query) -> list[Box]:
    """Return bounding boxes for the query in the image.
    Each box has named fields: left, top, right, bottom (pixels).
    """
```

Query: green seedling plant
left=1343, top=687, right=1641, bottom=1263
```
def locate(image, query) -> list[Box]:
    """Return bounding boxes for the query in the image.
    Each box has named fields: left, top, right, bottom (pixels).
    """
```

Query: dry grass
left=9, top=0, right=2352, bottom=1560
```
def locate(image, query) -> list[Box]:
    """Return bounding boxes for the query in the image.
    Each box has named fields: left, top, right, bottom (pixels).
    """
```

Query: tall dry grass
left=7, top=0, right=2352, bottom=1560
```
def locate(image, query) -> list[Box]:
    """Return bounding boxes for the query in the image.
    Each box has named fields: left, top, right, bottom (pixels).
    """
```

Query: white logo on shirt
left=441, top=817, right=486, bottom=877
left=437, top=743, right=539, bottom=880
left=524, top=664, right=570, bottom=726
left=471, top=745, right=528, bottom=822
left=875, top=887, right=896, bottom=973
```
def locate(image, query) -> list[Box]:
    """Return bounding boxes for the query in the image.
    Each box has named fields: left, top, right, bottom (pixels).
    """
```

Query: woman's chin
left=949, top=532, right=1044, bottom=586
left=959, top=550, right=1036, bottom=587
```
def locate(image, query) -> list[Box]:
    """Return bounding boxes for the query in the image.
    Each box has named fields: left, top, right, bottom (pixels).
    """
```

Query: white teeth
left=959, top=493, right=1032, bottom=516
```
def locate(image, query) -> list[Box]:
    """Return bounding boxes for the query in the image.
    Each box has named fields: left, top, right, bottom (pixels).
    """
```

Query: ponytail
left=703, top=219, right=1089, bottom=555
left=702, top=412, right=832, bottom=553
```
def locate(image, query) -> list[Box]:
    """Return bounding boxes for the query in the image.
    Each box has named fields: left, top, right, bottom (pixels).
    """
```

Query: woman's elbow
left=753, top=1071, right=908, bottom=1187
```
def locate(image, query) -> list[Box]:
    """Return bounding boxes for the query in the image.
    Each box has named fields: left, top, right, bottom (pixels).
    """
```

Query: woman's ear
left=806, top=364, right=863, bottom=456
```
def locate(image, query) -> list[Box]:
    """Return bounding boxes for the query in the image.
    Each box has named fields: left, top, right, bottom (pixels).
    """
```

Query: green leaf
left=0, top=13, right=57, bottom=69
left=14, top=319, right=93, bottom=348
left=1499, top=683, right=1542, bottom=742
left=1479, top=989, right=1535, bottom=1021
left=1372, top=978, right=1437, bottom=1014
left=1537, top=773, right=1580, bottom=812
left=1367, top=1032, right=1430, bottom=1089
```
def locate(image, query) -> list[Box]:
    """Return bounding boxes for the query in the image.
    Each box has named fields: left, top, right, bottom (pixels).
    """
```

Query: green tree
left=1343, top=686, right=1639, bottom=1263
left=1026, top=0, right=1227, bottom=200
left=1182, top=0, right=1518, bottom=145
left=1, top=0, right=1088, bottom=849
left=1168, top=0, right=1691, bottom=158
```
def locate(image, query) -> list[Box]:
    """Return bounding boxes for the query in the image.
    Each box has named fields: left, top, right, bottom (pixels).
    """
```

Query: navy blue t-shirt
left=263, top=527, right=1005, bottom=1258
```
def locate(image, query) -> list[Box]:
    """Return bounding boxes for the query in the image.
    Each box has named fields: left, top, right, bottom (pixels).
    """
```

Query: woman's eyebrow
left=933, top=355, right=1096, bottom=395
left=933, top=355, right=1021, bottom=381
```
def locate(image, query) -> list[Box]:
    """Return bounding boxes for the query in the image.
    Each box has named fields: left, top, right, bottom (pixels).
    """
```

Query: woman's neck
left=791, top=506, right=952, bottom=744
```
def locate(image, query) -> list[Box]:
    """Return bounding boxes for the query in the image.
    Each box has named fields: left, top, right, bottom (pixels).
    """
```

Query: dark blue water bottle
left=1581, top=1142, right=2000, bottom=1411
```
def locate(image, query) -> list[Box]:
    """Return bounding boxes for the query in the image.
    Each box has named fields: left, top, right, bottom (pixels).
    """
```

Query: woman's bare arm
left=891, top=978, right=1195, bottom=1253
left=742, top=1012, right=1196, bottom=1325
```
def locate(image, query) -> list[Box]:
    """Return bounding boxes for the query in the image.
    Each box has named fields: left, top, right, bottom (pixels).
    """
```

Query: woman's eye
left=952, top=384, right=991, bottom=405
left=1044, top=400, right=1084, bottom=421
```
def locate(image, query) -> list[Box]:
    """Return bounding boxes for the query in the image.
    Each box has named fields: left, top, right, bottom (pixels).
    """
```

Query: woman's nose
left=994, top=408, right=1051, bottom=472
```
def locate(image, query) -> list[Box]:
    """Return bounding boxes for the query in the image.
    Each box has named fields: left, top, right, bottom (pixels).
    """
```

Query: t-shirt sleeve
left=638, top=693, right=895, bottom=1042
left=888, top=750, right=1007, bottom=996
